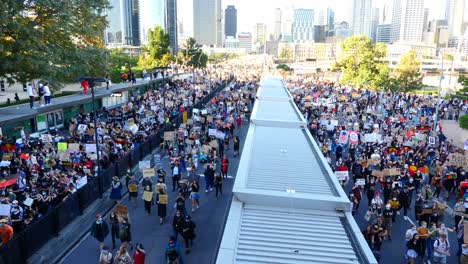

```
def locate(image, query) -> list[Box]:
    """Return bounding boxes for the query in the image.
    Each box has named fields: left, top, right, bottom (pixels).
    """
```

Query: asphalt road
left=61, top=124, right=249, bottom=264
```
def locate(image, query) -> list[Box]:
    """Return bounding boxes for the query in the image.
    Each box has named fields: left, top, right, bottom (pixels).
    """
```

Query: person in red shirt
left=0, top=218, right=14, bottom=245
left=221, top=156, right=229, bottom=179
left=80, top=80, right=89, bottom=95
left=133, top=243, right=146, bottom=264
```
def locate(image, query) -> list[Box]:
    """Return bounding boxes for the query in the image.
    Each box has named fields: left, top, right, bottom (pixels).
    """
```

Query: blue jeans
left=205, top=176, right=213, bottom=190
left=427, top=238, right=434, bottom=260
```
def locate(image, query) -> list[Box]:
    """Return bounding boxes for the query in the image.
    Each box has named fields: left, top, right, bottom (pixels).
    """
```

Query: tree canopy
left=138, top=25, right=172, bottom=68
left=179, top=38, right=207, bottom=68
left=393, top=50, right=423, bottom=91
left=0, top=0, right=110, bottom=91
left=336, top=35, right=389, bottom=89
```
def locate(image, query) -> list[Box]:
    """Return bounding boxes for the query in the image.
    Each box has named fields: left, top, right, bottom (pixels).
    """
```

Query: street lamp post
left=77, top=77, right=107, bottom=197
left=433, top=49, right=444, bottom=131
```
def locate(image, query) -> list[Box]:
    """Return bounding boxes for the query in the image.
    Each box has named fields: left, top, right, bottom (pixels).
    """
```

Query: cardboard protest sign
left=335, top=171, right=349, bottom=181
left=142, top=168, right=154, bottom=178
left=383, top=168, right=400, bottom=176
left=128, top=184, right=138, bottom=193
left=68, top=143, right=80, bottom=152
left=183, top=112, right=188, bottom=124
left=2, top=153, right=12, bottom=161
left=187, top=119, right=194, bottom=125
left=57, top=151, right=70, bottom=161
left=185, top=139, right=194, bottom=145
left=447, top=153, right=468, bottom=168
left=164, top=131, right=175, bottom=141
left=158, top=194, right=168, bottom=204
left=209, top=140, right=219, bottom=149
left=202, top=145, right=211, bottom=154
left=372, top=170, right=383, bottom=177
left=207, top=115, right=213, bottom=122
left=304, top=102, right=312, bottom=107
left=142, top=191, right=153, bottom=202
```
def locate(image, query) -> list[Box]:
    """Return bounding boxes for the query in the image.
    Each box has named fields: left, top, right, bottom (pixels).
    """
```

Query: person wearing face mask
left=109, top=211, right=120, bottom=249
left=142, top=182, right=154, bottom=215
left=172, top=210, right=184, bottom=241
left=407, top=234, right=424, bottom=264
left=383, top=204, right=393, bottom=240
left=454, top=199, right=465, bottom=232
left=98, top=245, right=113, bottom=264
left=371, top=191, right=384, bottom=216
left=366, top=176, right=376, bottom=207
left=9, top=200, right=23, bottom=233
left=389, top=196, right=400, bottom=223
left=427, top=222, right=439, bottom=261
left=119, top=216, right=133, bottom=250
left=165, top=236, right=183, bottom=264
left=438, top=222, right=455, bottom=238
left=416, top=221, right=429, bottom=263
left=90, top=214, right=109, bottom=250
left=110, top=176, right=122, bottom=204
left=182, top=215, right=196, bottom=254
left=399, top=186, right=411, bottom=220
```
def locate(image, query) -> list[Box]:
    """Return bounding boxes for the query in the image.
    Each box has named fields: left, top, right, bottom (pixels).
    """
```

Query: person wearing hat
left=90, top=214, right=109, bottom=250
left=10, top=200, right=24, bottom=233
left=0, top=218, right=13, bottom=246
left=110, top=176, right=122, bottom=203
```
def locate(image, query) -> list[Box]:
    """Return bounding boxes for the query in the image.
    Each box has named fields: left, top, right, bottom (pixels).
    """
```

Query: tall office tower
left=327, top=8, right=335, bottom=31
left=139, top=0, right=165, bottom=44
left=292, top=9, right=314, bottom=42
left=381, top=0, right=393, bottom=24
left=274, top=8, right=282, bottom=41
left=422, top=8, right=429, bottom=33
left=255, top=23, right=267, bottom=44
left=351, top=0, right=374, bottom=38
left=105, top=0, right=140, bottom=46
left=193, top=0, right=222, bottom=47
left=376, top=24, right=392, bottom=43
left=446, top=0, right=465, bottom=37
left=318, top=10, right=325, bottom=25
left=391, top=0, right=425, bottom=43
left=225, top=5, right=237, bottom=38
left=166, top=0, right=178, bottom=53
left=281, top=5, right=294, bottom=42
left=371, top=8, right=380, bottom=41
left=238, top=32, right=253, bottom=53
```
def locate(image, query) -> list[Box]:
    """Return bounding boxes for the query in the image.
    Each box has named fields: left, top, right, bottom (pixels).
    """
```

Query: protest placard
left=429, top=136, right=435, bottom=145
left=209, top=140, right=219, bottom=149
left=447, top=153, right=468, bottom=168
left=349, top=131, right=359, bottom=145
left=383, top=168, right=400, bottom=176
left=57, top=151, right=70, bottom=161
left=216, top=131, right=225, bottom=139
left=0, top=204, right=11, bottom=216
left=41, top=134, right=52, bottom=143
left=2, top=153, right=11, bottom=161
left=139, top=160, right=151, bottom=170
left=76, top=176, right=88, bottom=189
left=178, top=130, right=184, bottom=140
left=364, top=133, right=377, bottom=143
left=142, top=168, right=154, bottom=178
left=85, top=144, right=97, bottom=153
left=183, top=112, right=188, bottom=124
left=77, top=124, right=87, bottom=134
left=23, top=197, right=34, bottom=207
left=208, top=129, right=217, bottom=136
left=57, top=142, right=67, bottom=151
left=68, top=143, right=80, bottom=152
left=335, top=171, right=349, bottom=181
left=200, top=117, right=206, bottom=123
left=357, top=179, right=366, bottom=186
left=201, top=109, right=208, bottom=115
left=115, top=204, right=128, bottom=216
left=164, top=131, right=175, bottom=141
left=142, top=191, right=153, bottom=201
left=202, top=145, right=211, bottom=154
left=185, top=139, right=194, bottom=145
left=207, top=115, right=213, bottom=122
left=339, top=131, right=348, bottom=144
left=372, top=170, right=383, bottom=178
left=128, top=184, right=138, bottom=193
left=154, top=154, right=162, bottom=166
left=187, top=119, right=194, bottom=125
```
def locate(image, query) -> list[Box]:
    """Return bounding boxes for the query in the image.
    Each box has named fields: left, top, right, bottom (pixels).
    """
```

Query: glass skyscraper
left=105, top=0, right=140, bottom=46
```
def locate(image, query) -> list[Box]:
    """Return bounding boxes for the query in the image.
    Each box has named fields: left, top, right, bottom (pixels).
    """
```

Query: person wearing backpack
left=433, top=233, right=450, bottom=264
left=119, top=216, right=133, bottom=250
left=165, top=236, right=183, bottom=264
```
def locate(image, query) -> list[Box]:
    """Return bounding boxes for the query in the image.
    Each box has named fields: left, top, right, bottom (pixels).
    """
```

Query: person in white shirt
left=26, top=83, right=35, bottom=109
left=433, top=233, right=450, bottom=264
left=43, top=82, right=51, bottom=105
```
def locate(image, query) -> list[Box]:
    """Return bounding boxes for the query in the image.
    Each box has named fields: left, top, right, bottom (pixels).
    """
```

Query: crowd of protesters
left=91, top=61, right=262, bottom=264
left=0, top=64, right=236, bottom=239
left=284, top=75, right=468, bottom=264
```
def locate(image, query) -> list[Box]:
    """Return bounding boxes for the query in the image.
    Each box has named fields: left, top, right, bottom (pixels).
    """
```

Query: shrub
left=459, top=114, right=468, bottom=130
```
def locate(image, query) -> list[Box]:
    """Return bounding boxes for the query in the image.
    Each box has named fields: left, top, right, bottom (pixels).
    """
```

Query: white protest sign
left=364, top=133, right=377, bottom=143
left=208, top=129, right=217, bottom=136
left=335, top=171, right=349, bottom=181
left=0, top=204, right=11, bottom=216
left=429, top=136, right=435, bottom=145
left=77, top=124, right=88, bottom=134
left=40, top=134, right=52, bottom=143
left=76, top=176, right=88, bottom=189
left=357, top=179, right=366, bottom=186
left=139, top=160, right=151, bottom=170
left=23, top=197, right=34, bottom=207
left=216, top=131, right=225, bottom=139
left=85, top=144, right=97, bottom=153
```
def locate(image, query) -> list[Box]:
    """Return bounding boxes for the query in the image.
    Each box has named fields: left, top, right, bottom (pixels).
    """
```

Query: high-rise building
left=281, top=5, right=294, bottom=41
left=105, top=0, right=140, bottom=46
left=381, top=0, right=393, bottom=24
left=139, top=0, right=165, bottom=44
left=238, top=32, right=252, bottom=53
left=314, top=25, right=326, bottom=42
left=351, top=0, right=373, bottom=38
left=327, top=8, right=335, bottom=31
left=166, top=0, right=178, bottom=53
left=292, top=9, right=314, bottom=42
left=371, top=8, right=380, bottom=41
left=446, top=0, right=465, bottom=37
left=391, top=0, right=425, bottom=43
left=274, top=8, right=282, bottom=41
left=255, top=23, right=267, bottom=44
left=225, top=5, right=237, bottom=38
left=193, top=0, right=222, bottom=47
left=376, top=24, right=392, bottom=43
left=318, top=10, right=325, bottom=26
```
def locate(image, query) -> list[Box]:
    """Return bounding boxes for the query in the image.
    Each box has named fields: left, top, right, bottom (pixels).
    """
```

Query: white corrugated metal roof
left=260, top=77, right=284, bottom=87
left=246, top=126, right=334, bottom=196
left=235, top=205, right=360, bottom=264
left=252, top=100, right=304, bottom=124
left=257, top=85, right=290, bottom=100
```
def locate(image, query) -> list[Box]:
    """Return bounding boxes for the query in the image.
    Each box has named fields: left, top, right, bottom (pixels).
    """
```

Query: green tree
left=138, top=25, right=171, bottom=67
left=180, top=38, right=207, bottom=68
left=279, top=47, right=293, bottom=62
left=335, top=35, right=389, bottom=88
left=0, top=0, right=110, bottom=91
left=393, top=50, right=423, bottom=91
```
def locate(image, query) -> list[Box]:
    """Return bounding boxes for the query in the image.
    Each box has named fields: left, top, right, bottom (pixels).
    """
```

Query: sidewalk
left=441, top=119, right=468, bottom=148
left=0, top=74, right=191, bottom=125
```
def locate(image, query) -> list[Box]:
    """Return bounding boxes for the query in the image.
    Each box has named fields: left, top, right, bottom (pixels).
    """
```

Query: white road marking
left=198, top=174, right=235, bottom=179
